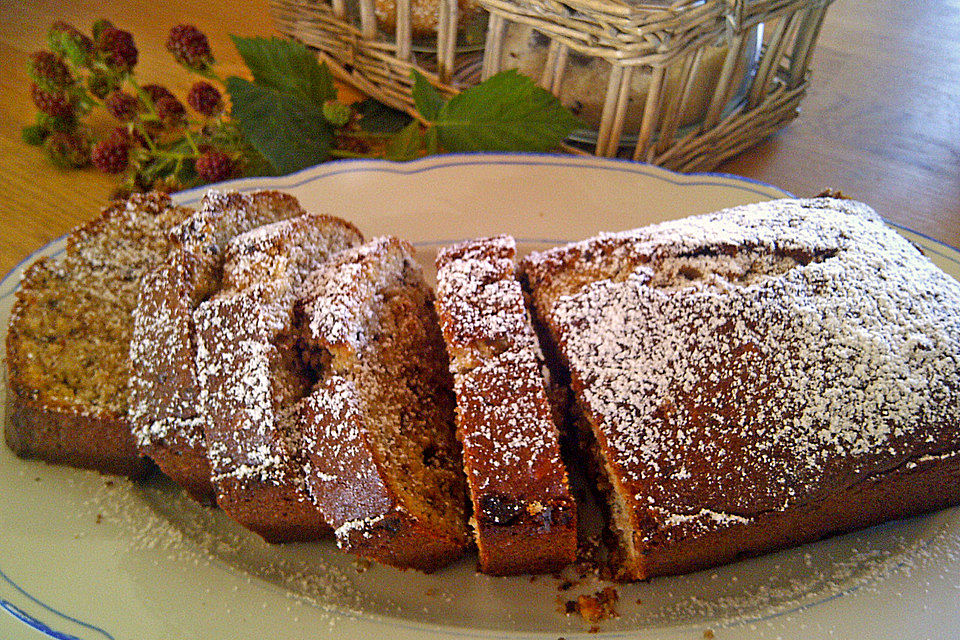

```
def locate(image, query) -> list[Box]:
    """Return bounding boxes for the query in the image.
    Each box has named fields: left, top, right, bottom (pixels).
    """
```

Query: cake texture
left=193, top=211, right=363, bottom=542
left=435, top=236, right=577, bottom=576
left=298, top=237, right=470, bottom=572
left=5, top=193, right=193, bottom=477
left=129, top=190, right=317, bottom=504
left=521, top=197, right=960, bottom=581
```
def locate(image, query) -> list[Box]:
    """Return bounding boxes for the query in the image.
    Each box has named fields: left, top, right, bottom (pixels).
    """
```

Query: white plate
left=2, top=154, right=959, bottom=640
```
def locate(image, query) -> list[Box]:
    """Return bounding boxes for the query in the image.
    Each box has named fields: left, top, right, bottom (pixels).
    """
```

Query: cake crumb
left=704, top=630, right=715, bottom=639
left=575, top=586, right=619, bottom=623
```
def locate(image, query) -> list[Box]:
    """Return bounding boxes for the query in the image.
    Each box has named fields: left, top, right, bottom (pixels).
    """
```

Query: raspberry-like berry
left=155, top=95, right=186, bottom=125
left=105, top=90, right=138, bottom=122
left=28, top=51, right=73, bottom=91
left=141, top=84, right=175, bottom=107
left=195, top=150, right=233, bottom=183
left=187, top=81, right=222, bottom=117
left=166, top=25, right=214, bottom=72
left=91, top=136, right=129, bottom=174
left=97, top=26, right=138, bottom=72
left=30, top=83, right=75, bottom=118
left=44, top=132, right=89, bottom=168
left=48, top=22, right=93, bottom=65
left=106, top=126, right=132, bottom=147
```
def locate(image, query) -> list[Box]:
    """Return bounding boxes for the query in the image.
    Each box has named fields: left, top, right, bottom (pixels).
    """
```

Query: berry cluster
left=24, top=19, right=246, bottom=193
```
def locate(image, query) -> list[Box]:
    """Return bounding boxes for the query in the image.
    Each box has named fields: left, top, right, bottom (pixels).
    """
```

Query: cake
left=374, top=0, right=480, bottom=37
left=298, top=237, right=470, bottom=572
left=5, top=193, right=194, bottom=477
left=434, top=235, right=577, bottom=575
left=129, top=190, right=321, bottom=504
left=193, top=211, right=363, bottom=542
left=520, top=197, right=960, bottom=580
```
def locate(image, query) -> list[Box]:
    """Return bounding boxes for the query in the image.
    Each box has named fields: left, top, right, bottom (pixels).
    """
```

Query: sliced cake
left=434, top=236, right=577, bottom=576
left=299, top=237, right=470, bottom=572
left=129, top=190, right=324, bottom=503
left=193, top=211, right=363, bottom=542
left=521, top=197, right=960, bottom=580
left=6, top=193, right=194, bottom=477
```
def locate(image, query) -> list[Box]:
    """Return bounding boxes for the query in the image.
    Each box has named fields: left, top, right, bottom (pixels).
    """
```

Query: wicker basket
left=270, top=0, right=834, bottom=171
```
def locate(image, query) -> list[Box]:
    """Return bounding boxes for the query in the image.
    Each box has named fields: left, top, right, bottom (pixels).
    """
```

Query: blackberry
left=28, top=51, right=73, bottom=91
left=155, top=95, right=186, bottom=125
left=166, top=25, right=214, bottom=72
left=97, top=26, right=138, bottom=72
left=105, top=90, right=138, bottom=122
left=195, top=150, right=233, bottom=183
left=91, top=136, right=129, bottom=174
left=48, top=22, right=93, bottom=65
left=44, top=132, right=89, bottom=168
left=140, top=84, right=175, bottom=109
left=186, top=81, right=222, bottom=116
left=31, top=83, right=75, bottom=119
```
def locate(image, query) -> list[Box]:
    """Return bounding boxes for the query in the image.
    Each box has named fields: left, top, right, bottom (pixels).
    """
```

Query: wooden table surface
left=1, top=0, right=958, bottom=276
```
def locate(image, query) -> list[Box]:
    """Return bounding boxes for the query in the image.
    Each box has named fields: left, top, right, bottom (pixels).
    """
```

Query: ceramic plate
left=2, top=154, right=958, bottom=640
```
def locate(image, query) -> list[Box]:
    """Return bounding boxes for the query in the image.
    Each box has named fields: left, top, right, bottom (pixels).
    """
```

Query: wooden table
left=1, top=0, right=958, bottom=276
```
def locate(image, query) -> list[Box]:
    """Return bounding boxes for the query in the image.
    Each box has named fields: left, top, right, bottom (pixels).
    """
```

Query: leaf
left=433, top=69, right=581, bottom=152
left=411, top=70, right=444, bottom=122
left=227, top=76, right=333, bottom=175
left=385, top=121, right=422, bottom=161
left=355, top=98, right=411, bottom=134
left=229, top=35, right=336, bottom=105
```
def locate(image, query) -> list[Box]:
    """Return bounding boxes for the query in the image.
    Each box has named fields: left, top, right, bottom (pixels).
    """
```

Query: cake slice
left=5, top=193, right=193, bottom=477
left=298, top=237, right=470, bottom=572
left=521, top=197, right=960, bottom=581
left=434, top=236, right=577, bottom=576
left=129, top=190, right=322, bottom=503
left=194, top=211, right=363, bottom=542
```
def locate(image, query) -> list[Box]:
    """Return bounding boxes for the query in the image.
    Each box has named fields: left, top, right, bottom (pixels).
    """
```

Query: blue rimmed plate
left=2, top=154, right=958, bottom=640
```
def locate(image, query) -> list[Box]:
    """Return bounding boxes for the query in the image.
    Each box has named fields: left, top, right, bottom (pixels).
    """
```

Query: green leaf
left=356, top=98, right=411, bottom=134
left=227, top=76, right=333, bottom=175
left=385, top=121, right=422, bottom=161
left=434, top=69, right=581, bottom=152
left=411, top=70, right=444, bottom=122
left=229, top=36, right=336, bottom=105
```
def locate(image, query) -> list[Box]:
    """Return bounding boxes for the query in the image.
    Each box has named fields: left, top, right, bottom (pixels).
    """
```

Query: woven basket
left=271, top=0, right=835, bottom=171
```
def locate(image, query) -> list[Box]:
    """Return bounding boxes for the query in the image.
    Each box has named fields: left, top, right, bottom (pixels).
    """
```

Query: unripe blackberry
left=195, top=150, right=233, bottom=183
left=22, top=124, right=48, bottom=146
left=44, top=132, right=89, bottom=168
left=36, top=112, right=78, bottom=133
left=48, top=22, right=93, bottom=65
left=186, top=81, right=222, bottom=116
left=166, top=25, right=214, bottom=72
left=28, top=51, right=73, bottom=91
left=91, top=19, right=115, bottom=42
left=31, top=83, right=75, bottom=118
left=97, top=26, right=138, bottom=72
left=86, top=71, right=118, bottom=99
left=91, top=136, right=129, bottom=173
left=105, top=90, right=138, bottom=122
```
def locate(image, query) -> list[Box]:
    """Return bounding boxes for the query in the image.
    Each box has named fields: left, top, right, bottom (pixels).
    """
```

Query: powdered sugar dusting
left=524, top=198, right=960, bottom=541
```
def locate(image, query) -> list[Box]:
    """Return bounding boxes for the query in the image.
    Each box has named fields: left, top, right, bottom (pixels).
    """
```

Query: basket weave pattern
left=271, top=0, right=834, bottom=171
